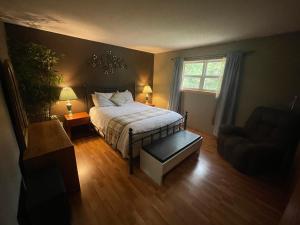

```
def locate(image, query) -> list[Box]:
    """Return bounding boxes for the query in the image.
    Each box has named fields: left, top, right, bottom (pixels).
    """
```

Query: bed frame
left=128, top=112, right=188, bottom=174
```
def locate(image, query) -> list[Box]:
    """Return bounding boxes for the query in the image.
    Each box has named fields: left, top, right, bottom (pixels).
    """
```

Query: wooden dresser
left=1, top=59, right=80, bottom=203
left=23, top=119, right=80, bottom=193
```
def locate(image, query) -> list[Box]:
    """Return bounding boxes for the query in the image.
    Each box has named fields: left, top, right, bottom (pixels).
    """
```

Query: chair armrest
left=219, top=125, right=246, bottom=136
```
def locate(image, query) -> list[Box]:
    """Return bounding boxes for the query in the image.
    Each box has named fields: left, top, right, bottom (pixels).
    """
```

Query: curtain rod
left=170, top=51, right=254, bottom=61
left=170, top=53, right=225, bottom=61
left=184, top=54, right=226, bottom=61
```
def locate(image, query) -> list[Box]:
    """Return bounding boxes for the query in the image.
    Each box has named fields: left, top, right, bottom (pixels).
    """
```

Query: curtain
left=169, top=57, right=183, bottom=112
left=213, top=52, right=244, bottom=136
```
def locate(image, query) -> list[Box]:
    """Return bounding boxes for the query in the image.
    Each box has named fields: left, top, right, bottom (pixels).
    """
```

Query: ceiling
left=1, top=0, right=300, bottom=53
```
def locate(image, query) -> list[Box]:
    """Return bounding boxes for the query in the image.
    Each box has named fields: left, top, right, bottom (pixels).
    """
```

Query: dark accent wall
left=5, top=23, right=154, bottom=115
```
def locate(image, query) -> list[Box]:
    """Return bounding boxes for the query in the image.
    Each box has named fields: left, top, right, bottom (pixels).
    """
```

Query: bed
left=86, top=86, right=186, bottom=173
left=90, top=102, right=183, bottom=157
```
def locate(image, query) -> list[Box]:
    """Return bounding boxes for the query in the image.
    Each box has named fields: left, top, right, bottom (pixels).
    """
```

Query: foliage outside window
left=181, top=58, right=226, bottom=93
left=8, top=41, right=63, bottom=121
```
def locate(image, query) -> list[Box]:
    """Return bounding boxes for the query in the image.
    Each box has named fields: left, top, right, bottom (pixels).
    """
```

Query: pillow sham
left=110, top=91, right=128, bottom=106
left=92, top=92, right=115, bottom=107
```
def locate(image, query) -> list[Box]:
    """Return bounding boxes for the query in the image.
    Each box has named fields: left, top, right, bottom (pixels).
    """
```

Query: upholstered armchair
left=217, top=107, right=300, bottom=175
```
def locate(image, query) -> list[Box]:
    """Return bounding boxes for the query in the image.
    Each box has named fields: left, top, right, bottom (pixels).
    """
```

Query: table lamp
left=143, top=85, right=152, bottom=104
left=59, top=87, right=78, bottom=114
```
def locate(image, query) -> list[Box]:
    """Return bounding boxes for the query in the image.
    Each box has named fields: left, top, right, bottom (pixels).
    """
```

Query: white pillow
left=122, top=90, right=134, bottom=103
left=95, top=92, right=113, bottom=99
left=92, top=93, right=115, bottom=107
left=110, top=91, right=128, bottom=106
left=91, top=94, right=100, bottom=107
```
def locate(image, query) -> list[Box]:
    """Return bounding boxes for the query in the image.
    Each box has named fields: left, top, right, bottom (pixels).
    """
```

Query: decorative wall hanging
left=88, top=50, right=127, bottom=75
left=89, top=53, right=100, bottom=68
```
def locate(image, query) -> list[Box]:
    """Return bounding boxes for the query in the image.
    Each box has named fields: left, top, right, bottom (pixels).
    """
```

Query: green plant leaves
left=8, top=40, right=63, bottom=121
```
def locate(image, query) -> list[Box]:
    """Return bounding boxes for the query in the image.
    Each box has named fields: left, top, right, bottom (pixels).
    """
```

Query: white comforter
left=89, top=102, right=182, bottom=157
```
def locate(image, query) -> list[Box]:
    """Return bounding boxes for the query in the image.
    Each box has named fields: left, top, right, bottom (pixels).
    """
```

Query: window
left=181, top=57, right=226, bottom=93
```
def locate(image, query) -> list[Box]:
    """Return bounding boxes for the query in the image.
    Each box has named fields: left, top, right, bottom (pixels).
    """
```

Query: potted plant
left=9, top=41, right=63, bottom=122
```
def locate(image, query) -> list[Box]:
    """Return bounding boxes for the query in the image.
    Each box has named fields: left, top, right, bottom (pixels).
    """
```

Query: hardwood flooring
left=70, top=132, right=289, bottom=225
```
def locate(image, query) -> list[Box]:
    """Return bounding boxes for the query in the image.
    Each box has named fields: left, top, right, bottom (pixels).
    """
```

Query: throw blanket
left=105, top=108, right=170, bottom=148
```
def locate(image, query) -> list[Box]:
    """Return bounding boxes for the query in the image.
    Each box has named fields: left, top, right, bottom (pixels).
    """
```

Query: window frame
left=181, top=57, right=226, bottom=93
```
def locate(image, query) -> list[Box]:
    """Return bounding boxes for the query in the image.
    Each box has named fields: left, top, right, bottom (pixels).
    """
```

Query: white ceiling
left=1, top=0, right=300, bottom=53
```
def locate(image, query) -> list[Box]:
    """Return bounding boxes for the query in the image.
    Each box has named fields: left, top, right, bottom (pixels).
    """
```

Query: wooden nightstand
left=64, top=112, right=90, bottom=139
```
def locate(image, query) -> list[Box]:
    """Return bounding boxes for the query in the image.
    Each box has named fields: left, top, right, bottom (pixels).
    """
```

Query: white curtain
left=213, top=52, right=244, bottom=136
left=169, top=57, right=183, bottom=112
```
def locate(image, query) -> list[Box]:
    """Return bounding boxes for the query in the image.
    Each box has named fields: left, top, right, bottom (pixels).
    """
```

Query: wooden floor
left=70, top=132, right=289, bottom=225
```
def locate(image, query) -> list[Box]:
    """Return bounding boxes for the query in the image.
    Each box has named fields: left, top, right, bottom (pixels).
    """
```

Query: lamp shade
left=143, top=85, right=152, bottom=94
left=59, top=87, right=78, bottom=101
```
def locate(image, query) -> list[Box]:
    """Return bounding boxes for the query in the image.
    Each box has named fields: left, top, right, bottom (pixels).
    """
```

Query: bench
left=140, top=130, right=203, bottom=185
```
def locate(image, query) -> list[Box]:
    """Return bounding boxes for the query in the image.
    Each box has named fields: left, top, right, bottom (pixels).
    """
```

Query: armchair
left=217, top=107, right=300, bottom=175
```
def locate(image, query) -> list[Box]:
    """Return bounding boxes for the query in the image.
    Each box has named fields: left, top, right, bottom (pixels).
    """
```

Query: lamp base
left=66, top=101, right=72, bottom=115
left=145, top=94, right=149, bottom=104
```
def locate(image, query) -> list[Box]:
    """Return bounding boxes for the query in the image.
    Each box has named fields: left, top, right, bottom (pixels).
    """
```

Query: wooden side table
left=64, top=112, right=90, bottom=139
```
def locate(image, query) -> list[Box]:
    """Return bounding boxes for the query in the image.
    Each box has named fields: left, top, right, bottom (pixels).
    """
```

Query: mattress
left=89, top=102, right=182, bottom=158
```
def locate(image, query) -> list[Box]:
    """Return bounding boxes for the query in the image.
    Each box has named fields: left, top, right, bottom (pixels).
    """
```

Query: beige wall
left=0, top=21, right=21, bottom=225
left=153, top=32, right=300, bottom=134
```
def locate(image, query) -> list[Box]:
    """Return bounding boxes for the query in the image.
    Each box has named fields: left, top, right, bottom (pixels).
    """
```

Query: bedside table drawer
left=67, top=117, right=90, bottom=127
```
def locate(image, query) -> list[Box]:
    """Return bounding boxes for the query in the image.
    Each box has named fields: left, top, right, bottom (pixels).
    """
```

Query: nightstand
left=64, top=112, right=90, bottom=139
